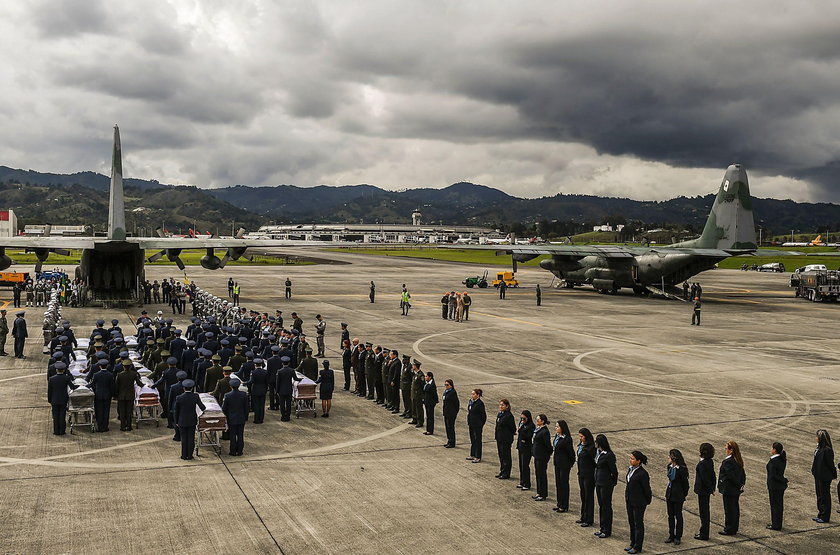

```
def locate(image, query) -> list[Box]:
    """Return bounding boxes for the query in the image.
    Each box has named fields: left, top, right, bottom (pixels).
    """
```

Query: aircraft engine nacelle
left=0, top=251, right=11, bottom=271
left=592, top=278, right=616, bottom=292
left=200, top=248, right=222, bottom=270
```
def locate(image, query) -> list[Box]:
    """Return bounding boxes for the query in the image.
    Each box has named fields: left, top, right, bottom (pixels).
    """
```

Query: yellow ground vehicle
left=492, top=271, right=519, bottom=288
left=0, top=271, right=29, bottom=287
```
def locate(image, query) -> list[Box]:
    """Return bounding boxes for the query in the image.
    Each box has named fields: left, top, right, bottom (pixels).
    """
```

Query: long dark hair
left=520, top=410, right=532, bottom=424
left=556, top=419, right=571, bottom=436
left=817, top=429, right=833, bottom=450
left=669, top=448, right=687, bottom=467
left=699, top=442, right=715, bottom=460
left=579, top=428, right=594, bottom=447
left=595, top=433, right=612, bottom=452
left=772, top=442, right=786, bottom=460
left=727, top=441, right=745, bottom=468
left=631, top=450, right=648, bottom=465
left=538, top=414, right=549, bottom=426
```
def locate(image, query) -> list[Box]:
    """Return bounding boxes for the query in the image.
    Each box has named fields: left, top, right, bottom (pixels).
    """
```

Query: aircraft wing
left=0, top=237, right=97, bottom=249
left=448, top=244, right=745, bottom=259
left=130, top=238, right=342, bottom=249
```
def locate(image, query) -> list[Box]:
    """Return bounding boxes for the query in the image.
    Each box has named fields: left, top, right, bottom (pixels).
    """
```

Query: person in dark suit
left=665, top=448, right=690, bottom=545
left=593, top=433, right=618, bottom=538
left=718, top=440, right=747, bottom=535
left=89, top=361, right=115, bottom=432
left=532, top=414, right=553, bottom=502
left=576, top=428, right=597, bottom=527
left=114, top=359, right=143, bottom=431
left=174, top=380, right=205, bottom=460
left=442, top=379, right=459, bottom=448
left=766, top=442, right=788, bottom=530
left=266, top=349, right=282, bottom=410
left=422, top=370, right=439, bottom=434
left=245, top=359, right=269, bottom=423
left=12, top=311, right=27, bottom=359
left=315, top=360, right=334, bottom=417
left=168, top=371, right=188, bottom=440
left=552, top=419, right=575, bottom=513
left=625, top=450, right=652, bottom=554
left=811, top=429, right=836, bottom=523
left=276, top=356, right=300, bottom=422
left=466, top=389, right=486, bottom=463
left=222, top=378, right=249, bottom=456
left=494, top=399, right=516, bottom=479
left=47, top=363, right=77, bottom=435
left=516, top=410, right=536, bottom=490
left=694, top=442, right=716, bottom=540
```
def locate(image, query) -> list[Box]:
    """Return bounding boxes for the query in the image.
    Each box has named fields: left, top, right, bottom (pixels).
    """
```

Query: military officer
left=369, top=281, right=375, bottom=303
left=204, top=354, right=224, bottom=393
left=276, top=356, right=299, bottom=422
left=373, top=346, right=385, bottom=404
left=168, top=371, right=188, bottom=441
left=410, top=360, right=425, bottom=428
left=387, top=349, right=402, bottom=414
left=174, top=380, right=205, bottom=460
left=284, top=277, right=292, bottom=299
left=89, top=359, right=115, bottom=432
left=115, top=359, right=143, bottom=431
left=0, top=308, right=8, bottom=356
left=12, top=282, right=21, bottom=308
left=47, top=362, right=77, bottom=435
left=400, top=354, right=414, bottom=419
left=364, top=343, right=377, bottom=399
left=245, top=358, right=268, bottom=423
left=222, top=378, right=249, bottom=456
left=314, top=314, right=326, bottom=357
left=152, top=357, right=181, bottom=428
left=691, top=297, right=702, bottom=326
left=213, top=366, right=234, bottom=404
left=12, top=311, right=27, bottom=358
left=228, top=344, right=246, bottom=374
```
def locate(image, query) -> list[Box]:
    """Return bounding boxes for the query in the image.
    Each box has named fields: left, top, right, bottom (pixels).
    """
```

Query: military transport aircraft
left=0, top=126, right=325, bottom=304
left=463, top=164, right=799, bottom=297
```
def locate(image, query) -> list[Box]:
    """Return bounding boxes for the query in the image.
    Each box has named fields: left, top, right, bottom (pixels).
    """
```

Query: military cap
left=220, top=339, right=229, bottom=346
left=55, top=326, right=64, bottom=332
left=268, top=316, right=276, bottom=322
left=280, top=356, right=291, bottom=363
left=268, top=334, right=276, bottom=341
left=122, top=359, right=133, bottom=366
left=167, top=357, right=178, bottom=365
left=208, top=316, right=216, bottom=323
left=94, top=341, right=104, bottom=348
left=141, top=310, right=148, bottom=314
left=52, top=351, right=63, bottom=359
left=190, top=316, right=197, bottom=322
left=261, top=330, right=270, bottom=336
left=254, top=358, right=264, bottom=365
left=54, top=361, right=66, bottom=370
left=402, top=354, right=411, bottom=361
left=234, top=345, right=242, bottom=351
left=305, top=347, right=313, bottom=353
left=165, top=318, right=173, bottom=324
left=176, top=371, right=188, bottom=380
left=96, top=319, right=105, bottom=325
left=412, top=359, right=421, bottom=367
left=222, top=366, right=233, bottom=373
left=110, top=329, right=120, bottom=336
left=340, top=322, right=348, bottom=327
left=174, top=329, right=182, bottom=335
left=187, top=340, right=196, bottom=347
left=182, top=379, right=196, bottom=389
left=157, top=310, right=163, bottom=315
left=229, top=378, right=241, bottom=388
left=63, top=322, right=71, bottom=328
left=270, top=345, right=280, bottom=352
left=211, top=354, right=221, bottom=361
left=205, top=332, right=214, bottom=338
left=93, top=334, right=103, bottom=339
left=238, top=337, right=248, bottom=343
left=364, top=342, right=372, bottom=347
left=160, top=350, right=170, bottom=356
left=146, top=339, right=155, bottom=345
left=155, top=338, right=164, bottom=344
left=119, top=351, right=129, bottom=357
left=291, top=329, right=300, bottom=336
left=280, top=338, right=290, bottom=345
left=245, top=351, right=254, bottom=357
left=15, top=311, right=24, bottom=316
left=98, top=359, right=109, bottom=366
left=111, top=319, right=119, bottom=325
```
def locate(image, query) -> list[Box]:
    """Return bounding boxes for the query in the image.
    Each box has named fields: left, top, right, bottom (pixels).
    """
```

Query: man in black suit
left=222, top=378, right=249, bottom=456
left=276, top=356, right=300, bottom=422
left=387, top=351, right=402, bottom=415
left=89, top=360, right=115, bottom=432
left=266, top=348, right=282, bottom=410
left=174, top=380, right=205, bottom=460
left=246, top=359, right=269, bottom=423
left=11, top=311, right=27, bottom=359
left=168, top=371, right=188, bottom=441
left=47, top=362, right=77, bottom=435
left=422, top=369, right=438, bottom=435
left=168, top=330, right=187, bottom=366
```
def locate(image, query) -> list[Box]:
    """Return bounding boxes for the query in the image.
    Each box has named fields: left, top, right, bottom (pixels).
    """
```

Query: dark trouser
left=357, top=373, right=366, bottom=396
left=626, top=502, right=646, bottom=550
left=117, top=399, right=133, bottom=429
left=722, top=493, right=741, bottom=534
left=497, top=441, right=512, bottom=477
left=692, top=310, right=701, bottom=325
left=424, top=402, right=435, bottom=433
left=343, top=364, right=351, bottom=390
left=444, top=414, right=456, bottom=446
left=535, top=457, right=550, bottom=498
left=401, top=387, right=411, bottom=414
left=463, top=306, right=469, bottom=320
left=554, top=465, right=571, bottom=509
left=180, top=426, right=194, bottom=459
left=173, top=417, right=181, bottom=440
left=366, top=373, right=376, bottom=398
left=229, top=423, right=245, bottom=455
left=268, top=384, right=278, bottom=409
left=769, top=489, right=784, bottom=529
left=252, top=395, right=266, bottom=423
left=370, top=291, right=375, bottom=303
left=375, top=379, right=384, bottom=402
left=596, top=484, right=614, bottom=535
left=442, top=305, right=448, bottom=319
left=697, top=493, right=711, bottom=538
left=579, top=475, right=595, bottom=524
left=469, top=424, right=483, bottom=459
left=13, top=296, right=20, bottom=307
left=816, top=479, right=831, bottom=521
left=279, top=394, right=292, bottom=420
left=94, top=397, right=111, bottom=431
left=518, top=450, right=532, bottom=488
left=51, top=403, right=67, bottom=434
left=667, top=499, right=684, bottom=539
left=316, top=335, right=324, bottom=356
left=412, top=398, right=424, bottom=425
left=391, top=384, right=401, bottom=411
left=285, top=288, right=291, bottom=298
left=14, top=336, right=24, bottom=357
left=536, top=296, right=541, bottom=306
left=0, top=333, right=6, bottom=353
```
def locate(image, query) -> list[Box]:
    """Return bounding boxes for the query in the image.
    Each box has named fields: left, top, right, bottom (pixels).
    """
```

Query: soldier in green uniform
left=297, top=347, right=318, bottom=381
left=204, top=354, right=224, bottom=393
left=400, top=354, right=413, bottom=419
left=410, top=360, right=425, bottom=427
left=228, top=345, right=246, bottom=374
left=380, top=347, right=391, bottom=407
left=691, top=297, right=702, bottom=326
left=364, top=343, right=376, bottom=399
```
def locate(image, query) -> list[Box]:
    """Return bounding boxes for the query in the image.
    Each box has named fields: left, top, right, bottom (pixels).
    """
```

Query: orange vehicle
left=0, top=271, right=29, bottom=287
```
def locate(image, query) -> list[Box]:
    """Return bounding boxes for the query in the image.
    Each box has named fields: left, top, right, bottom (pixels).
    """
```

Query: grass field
left=4, top=249, right=312, bottom=267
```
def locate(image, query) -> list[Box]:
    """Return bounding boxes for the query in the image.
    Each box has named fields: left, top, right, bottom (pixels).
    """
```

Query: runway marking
left=469, top=311, right=544, bottom=327
left=563, top=400, right=583, bottom=405
left=0, top=372, right=46, bottom=383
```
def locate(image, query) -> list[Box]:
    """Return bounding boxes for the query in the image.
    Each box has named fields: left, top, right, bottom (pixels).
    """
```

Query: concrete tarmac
left=1, top=252, right=839, bottom=554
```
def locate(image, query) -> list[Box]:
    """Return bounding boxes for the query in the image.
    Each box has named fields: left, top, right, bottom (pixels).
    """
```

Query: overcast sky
left=1, top=1, right=839, bottom=202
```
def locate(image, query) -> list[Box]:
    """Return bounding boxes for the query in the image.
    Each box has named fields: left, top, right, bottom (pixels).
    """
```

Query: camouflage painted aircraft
left=467, top=164, right=794, bottom=297
left=0, top=126, right=327, bottom=304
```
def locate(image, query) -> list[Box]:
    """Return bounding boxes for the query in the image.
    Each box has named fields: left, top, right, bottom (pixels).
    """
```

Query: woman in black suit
left=516, top=410, right=535, bottom=490
left=694, top=442, right=716, bottom=540
left=552, top=419, right=575, bottom=513
left=466, top=389, right=486, bottom=463
left=494, top=399, right=516, bottom=479
left=625, top=450, right=652, bottom=554
left=532, top=414, right=553, bottom=501
left=341, top=339, right=352, bottom=391
left=576, top=427, right=597, bottom=527
left=441, top=379, right=460, bottom=448
left=766, top=441, right=788, bottom=530
left=593, top=433, right=618, bottom=538
left=315, top=360, right=334, bottom=417
left=665, top=448, right=690, bottom=545
left=718, top=440, right=747, bottom=535
left=811, top=429, right=836, bottom=523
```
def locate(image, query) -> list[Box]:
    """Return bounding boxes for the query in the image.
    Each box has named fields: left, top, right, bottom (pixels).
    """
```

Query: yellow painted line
left=0, top=300, right=10, bottom=309
left=563, top=400, right=583, bottom=405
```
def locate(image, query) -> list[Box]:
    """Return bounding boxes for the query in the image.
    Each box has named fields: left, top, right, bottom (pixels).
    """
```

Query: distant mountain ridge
left=1, top=165, right=839, bottom=235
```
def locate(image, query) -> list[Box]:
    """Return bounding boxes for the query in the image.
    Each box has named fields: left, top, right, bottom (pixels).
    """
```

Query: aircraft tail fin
left=812, top=234, right=823, bottom=245
left=107, top=125, right=127, bottom=240
left=674, top=164, right=756, bottom=250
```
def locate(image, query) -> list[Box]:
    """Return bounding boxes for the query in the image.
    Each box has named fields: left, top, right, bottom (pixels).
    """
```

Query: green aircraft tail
left=673, top=164, right=756, bottom=250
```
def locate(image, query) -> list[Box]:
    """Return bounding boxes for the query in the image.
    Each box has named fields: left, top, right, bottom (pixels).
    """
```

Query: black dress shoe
left=575, top=519, right=584, bottom=524
left=694, top=534, right=709, bottom=540
left=766, top=525, right=781, bottom=530
left=718, top=530, right=734, bottom=535
left=580, top=523, right=591, bottom=528
left=674, top=539, right=681, bottom=545
left=665, top=538, right=674, bottom=543
left=423, top=431, right=432, bottom=435
left=414, top=424, right=424, bottom=428
left=498, top=476, right=510, bottom=480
